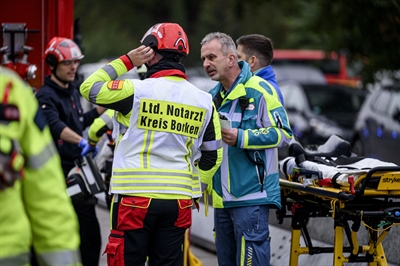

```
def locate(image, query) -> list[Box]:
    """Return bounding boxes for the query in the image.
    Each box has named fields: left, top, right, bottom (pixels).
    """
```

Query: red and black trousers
left=104, top=195, right=192, bottom=266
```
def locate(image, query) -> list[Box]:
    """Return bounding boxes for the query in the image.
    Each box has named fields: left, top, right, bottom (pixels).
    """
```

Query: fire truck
left=1, top=0, right=77, bottom=91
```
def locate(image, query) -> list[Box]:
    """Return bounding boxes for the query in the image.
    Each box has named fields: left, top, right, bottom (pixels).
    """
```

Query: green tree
left=75, top=0, right=399, bottom=83
left=306, top=0, right=400, bottom=82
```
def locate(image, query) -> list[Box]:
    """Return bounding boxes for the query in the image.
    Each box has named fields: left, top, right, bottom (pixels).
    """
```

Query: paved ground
left=95, top=205, right=218, bottom=266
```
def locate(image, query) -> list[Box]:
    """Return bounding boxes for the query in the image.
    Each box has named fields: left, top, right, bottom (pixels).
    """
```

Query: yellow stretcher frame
left=278, top=166, right=400, bottom=266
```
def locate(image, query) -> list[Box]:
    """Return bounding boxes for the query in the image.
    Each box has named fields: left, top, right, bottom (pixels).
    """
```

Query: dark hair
left=236, top=34, right=274, bottom=66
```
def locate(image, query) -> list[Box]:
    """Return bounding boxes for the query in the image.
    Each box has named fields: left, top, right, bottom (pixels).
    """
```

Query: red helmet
left=141, top=23, right=189, bottom=57
left=43, top=37, right=84, bottom=66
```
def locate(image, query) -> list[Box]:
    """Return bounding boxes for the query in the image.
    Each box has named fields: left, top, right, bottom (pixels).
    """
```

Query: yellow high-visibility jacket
left=88, top=108, right=114, bottom=145
left=0, top=67, right=81, bottom=266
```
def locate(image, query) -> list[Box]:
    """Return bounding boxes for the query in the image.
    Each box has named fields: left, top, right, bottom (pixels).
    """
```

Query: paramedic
left=80, top=22, right=223, bottom=266
left=200, top=32, right=293, bottom=266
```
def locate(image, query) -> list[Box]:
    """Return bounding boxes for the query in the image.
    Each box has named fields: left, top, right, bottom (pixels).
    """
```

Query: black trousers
left=106, top=195, right=192, bottom=266
left=63, top=161, right=102, bottom=266
left=73, top=201, right=102, bottom=266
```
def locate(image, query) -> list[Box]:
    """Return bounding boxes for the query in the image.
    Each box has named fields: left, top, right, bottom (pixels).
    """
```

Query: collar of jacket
left=255, top=65, right=274, bottom=80
left=149, top=69, right=187, bottom=80
left=146, top=58, right=188, bottom=80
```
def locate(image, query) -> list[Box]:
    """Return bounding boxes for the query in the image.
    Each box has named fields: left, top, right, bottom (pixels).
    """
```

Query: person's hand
left=78, top=138, right=98, bottom=157
left=96, top=106, right=106, bottom=115
left=127, top=45, right=155, bottom=66
left=221, top=128, right=238, bottom=146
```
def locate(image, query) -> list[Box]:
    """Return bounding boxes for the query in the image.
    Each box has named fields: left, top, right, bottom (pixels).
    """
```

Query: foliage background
left=74, top=0, right=400, bottom=83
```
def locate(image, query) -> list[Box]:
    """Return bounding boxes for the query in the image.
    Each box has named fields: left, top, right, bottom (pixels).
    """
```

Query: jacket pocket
left=105, top=230, right=124, bottom=266
left=242, top=229, right=269, bottom=242
left=117, top=196, right=151, bottom=230
left=175, top=199, right=193, bottom=228
left=241, top=229, right=270, bottom=265
left=241, top=109, right=258, bottom=129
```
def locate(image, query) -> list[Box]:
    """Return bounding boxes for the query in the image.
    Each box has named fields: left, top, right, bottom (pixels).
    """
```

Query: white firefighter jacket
left=111, top=77, right=213, bottom=198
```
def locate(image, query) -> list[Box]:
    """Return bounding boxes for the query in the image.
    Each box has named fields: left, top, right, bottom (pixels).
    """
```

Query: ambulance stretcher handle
left=280, top=179, right=354, bottom=201
left=356, top=166, right=400, bottom=197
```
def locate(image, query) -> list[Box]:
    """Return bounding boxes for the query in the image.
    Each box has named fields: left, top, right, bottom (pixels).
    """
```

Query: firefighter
left=0, top=66, right=82, bottom=266
left=36, top=37, right=105, bottom=266
left=80, top=22, right=223, bottom=266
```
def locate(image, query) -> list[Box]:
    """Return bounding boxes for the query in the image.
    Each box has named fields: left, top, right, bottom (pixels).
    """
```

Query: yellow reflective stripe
left=146, top=131, right=155, bottom=168
left=37, top=249, right=81, bottom=266
left=240, top=235, right=245, bottom=266
left=243, top=128, right=282, bottom=149
left=139, top=130, right=155, bottom=169
left=26, top=142, right=57, bottom=170
left=113, top=169, right=192, bottom=178
left=112, top=182, right=191, bottom=190
left=113, top=170, right=191, bottom=185
left=111, top=169, right=193, bottom=194
left=140, top=130, right=149, bottom=168
left=0, top=253, right=29, bottom=266
left=192, top=173, right=201, bottom=196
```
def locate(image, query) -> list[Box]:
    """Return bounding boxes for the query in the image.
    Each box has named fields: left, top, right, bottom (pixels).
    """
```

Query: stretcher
left=277, top=135, right=400, bottom=266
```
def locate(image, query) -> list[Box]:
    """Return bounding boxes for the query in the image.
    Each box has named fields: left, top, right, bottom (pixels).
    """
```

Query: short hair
left=236, top=34, right=274, bottom=66
left=201, top=32, right=238, bottom=58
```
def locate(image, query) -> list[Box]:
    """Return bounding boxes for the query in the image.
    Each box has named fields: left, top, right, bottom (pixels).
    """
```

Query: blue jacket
left=207, top=61, right=292, bottom=209
left=36, top=76, right=99, bottom=171
left=255, top=65, right=285, bottom=105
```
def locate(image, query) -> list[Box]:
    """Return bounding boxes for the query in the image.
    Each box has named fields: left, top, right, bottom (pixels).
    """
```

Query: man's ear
left=248, top=55, right=257, bottom=68
left=228, top=53, right=237, bottom=67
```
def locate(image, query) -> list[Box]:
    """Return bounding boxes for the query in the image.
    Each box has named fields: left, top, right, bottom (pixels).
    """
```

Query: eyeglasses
left=60, top=60, right=81, bottom=66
